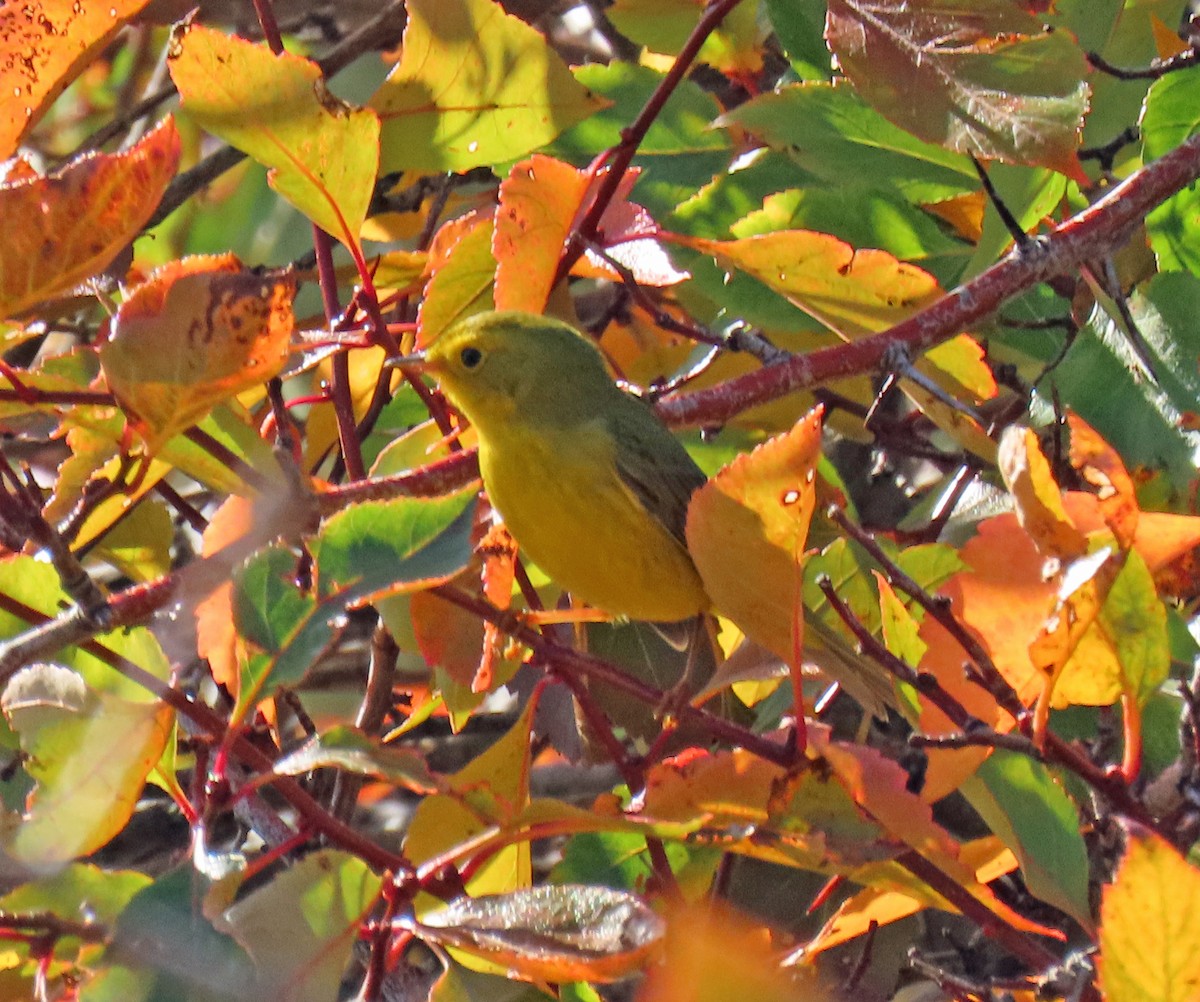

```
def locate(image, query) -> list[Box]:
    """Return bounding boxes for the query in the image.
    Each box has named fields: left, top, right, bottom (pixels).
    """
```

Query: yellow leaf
left=1099, top=831, right=1200, bottom=1002
left=372, top=0, right=608, bottom=172
left=168, top=22, right=379, bottom=248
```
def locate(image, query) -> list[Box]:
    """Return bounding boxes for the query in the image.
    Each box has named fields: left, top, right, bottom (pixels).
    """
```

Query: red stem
left=554, top=0, right=747, bottom=286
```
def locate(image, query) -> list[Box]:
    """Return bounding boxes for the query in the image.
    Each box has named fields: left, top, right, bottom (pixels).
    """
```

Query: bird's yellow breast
left=477, top=417, right=708, bottom=623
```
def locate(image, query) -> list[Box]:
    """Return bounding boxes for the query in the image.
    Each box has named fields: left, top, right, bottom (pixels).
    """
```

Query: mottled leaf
left=0, top=118, right=179, bottom=321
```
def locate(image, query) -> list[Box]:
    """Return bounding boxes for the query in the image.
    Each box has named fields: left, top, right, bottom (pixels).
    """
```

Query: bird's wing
left=608, top=398, right=707, bottom=549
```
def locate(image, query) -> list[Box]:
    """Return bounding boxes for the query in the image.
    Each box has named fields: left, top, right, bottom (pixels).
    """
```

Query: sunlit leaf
left=2, top=664, right=172, bottom=865
left=641, top=900, right=834, bottom=1002
left=1142, top=70, right=1200, bottom=275
left=494, top=155, right=590, bottom=314
left=0, top=0, right=153, bottom=157
left=721, top=83, right=976, bottom=204
left=1099, top=830, right=1200, bottom=1002
left=0, top=117, right=180, bottom=321
left=637, top=747, right=893, bottom=872
left=1067, top=412, right=1138, bottom=550
left=803, top=837, right=1017, bottom=955
left=687, top=407, right=895, bottom=715
left=608, top=0, right=765, bottom=75
left=998, top=425, right=1089, bottom=561
left=0, top=862, right=150, bottom=927
left=0, top=555, right=170, bottom=703
left=418, top=210, right=497, bottom=345
left=88, top=497, right=174, bottom=583
left=372, top=0, right=608, bottom=173
left=685, top=409, right=813, bottom=688
left=98, top=254, right=295, bottom=453
left=221, top=851, right=381, bottom=1002
left=675, top=231, right=940, bottom=339
left=961, top=751, right=1092, bottom=932
left=314, top=487, right=477, bottom=602
left=168, top=21, right=379, bottom=248
left=548, top=62, right=732, bottom=218
left=405, top=695, right=536, bottom=905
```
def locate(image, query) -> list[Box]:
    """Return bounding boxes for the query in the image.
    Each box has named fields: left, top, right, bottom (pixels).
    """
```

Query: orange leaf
left=0, top=117, right=180, bottom=321
left=493, top=155, right=589, bottom=313
left=410, top=589, right=487, bottom=689
left=915, top=612, right=1014, bottom=801
left=195, top=496, right=258, bottom=693
left=640, top=900, right=829, bottom=1002
left=1099, top=830, right=1200, bottom=1002
left=0, top=0, right=153, bottom=158
left=476, top=521, right=517, bottom=693
left=804, top=836, right=1018, bottom=956
left=98, top=254, right=295, bottom=453
left=686, top=408, right=820, bottom=671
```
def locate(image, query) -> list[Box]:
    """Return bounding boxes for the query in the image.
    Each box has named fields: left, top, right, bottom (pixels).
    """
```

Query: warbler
left=407, top=310, right=709, bottom=625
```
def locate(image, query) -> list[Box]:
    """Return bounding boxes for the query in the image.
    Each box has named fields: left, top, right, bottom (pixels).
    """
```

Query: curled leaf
left=418, top=885, right=664, bottom=983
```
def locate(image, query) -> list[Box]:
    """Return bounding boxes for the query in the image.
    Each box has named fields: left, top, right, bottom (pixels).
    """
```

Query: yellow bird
left=408, top=310, right=709, bottom=625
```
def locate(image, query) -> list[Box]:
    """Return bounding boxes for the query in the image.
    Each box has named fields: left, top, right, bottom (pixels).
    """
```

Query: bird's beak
left=388, top=351, right=431, bottom=371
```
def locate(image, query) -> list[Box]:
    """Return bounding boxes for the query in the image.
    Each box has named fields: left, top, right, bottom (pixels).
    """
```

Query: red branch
left=658, top=132, right=1200, bottom=428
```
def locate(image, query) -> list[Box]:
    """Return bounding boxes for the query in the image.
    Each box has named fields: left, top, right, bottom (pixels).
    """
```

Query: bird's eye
left=460, top=347, right=483, bottom=369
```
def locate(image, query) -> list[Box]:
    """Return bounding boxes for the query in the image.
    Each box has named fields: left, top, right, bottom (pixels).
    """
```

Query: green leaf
left=1101, top=549, right=1169, bottom=705
left=0, top=862, right=151, bottom=928
left=314, top=487, right=477, bottom=601
left=672, top=149, right=818, bottom=238
left=168, top=23, right=379, bottom=248
left=221, top=851, right=381, bottom=1002
left=417, top=214, right=497, bottom=343
left=546, top=62, right=732, bottom=217
left=1142, top=69, right=1200, bottom=275
left=721, top=83, right=977, bottom=204
left=232, top=545, right=315, bottom=655
left=108, top=866, right=256, bottom=1000
left=962, top=751, right=1093, bottom=932
left=765, top=0, right=832, bottom=80
left=0, top=556, right=170, bottom=703
left=372, top=0, right=608, bottom=172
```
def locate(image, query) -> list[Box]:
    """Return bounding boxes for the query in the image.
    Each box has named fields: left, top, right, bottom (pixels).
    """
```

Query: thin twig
left=555, top=0, right=747, bottom=286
